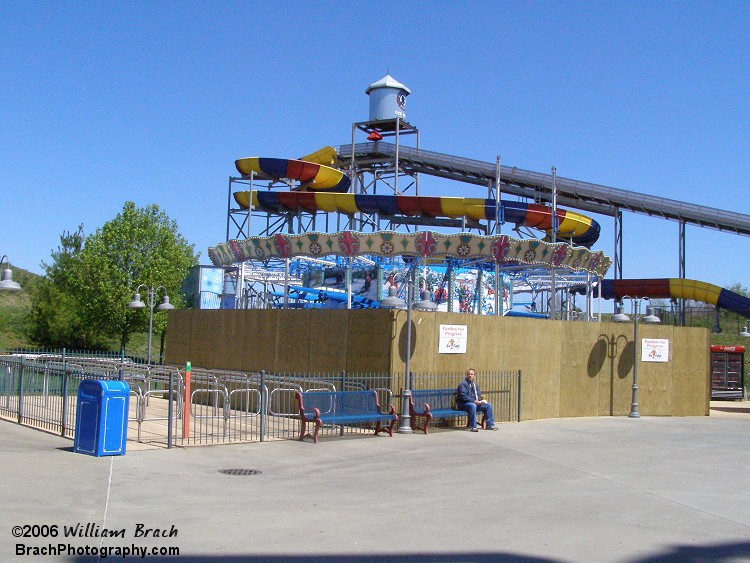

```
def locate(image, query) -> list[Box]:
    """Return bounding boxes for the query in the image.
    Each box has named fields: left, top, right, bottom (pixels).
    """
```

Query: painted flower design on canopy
left=207, top=232, right=613, bottom=277
left=338, top=231, right=360, bottom=256
left=491, top=236, right=510, bottom=262
left=306, top=234, right=323, bottom=256
left=415, top=231, right=438, bottom=257
left=380, top=240, right=394, bottom=255
left=551, top=245, right=568, bottom=267
left=273, top=234, right=292, bottom=258
left=250, top=240, right=265, bottom=259
left=229, top=240, right=246, bottom=262
left=218, top=245, right=234, bottom=265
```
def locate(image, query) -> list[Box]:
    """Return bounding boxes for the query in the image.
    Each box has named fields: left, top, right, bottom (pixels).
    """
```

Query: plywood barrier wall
left=165, top=309, right=710, bottom=418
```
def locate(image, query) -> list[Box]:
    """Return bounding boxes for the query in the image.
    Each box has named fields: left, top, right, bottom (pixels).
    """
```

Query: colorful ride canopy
left=234, top=190, right=601, bottom=247
left=208, top=230, right=612, bottom=278
left=234, top=147, right=350, bottom=193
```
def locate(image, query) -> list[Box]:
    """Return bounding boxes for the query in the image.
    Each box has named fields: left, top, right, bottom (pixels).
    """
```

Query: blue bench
left=295, top=390, right=398, bottom=444
left=409, top=388, right=486, bottom=434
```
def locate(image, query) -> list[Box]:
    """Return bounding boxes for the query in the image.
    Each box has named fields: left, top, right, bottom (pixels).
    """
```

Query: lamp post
left=380, top=275, right=411, bottom=432
left=402, top=273, right=438, bottom=432
left=379, top=265, right=438, bottom=434
left=0, top=256, right=22, bottom=292
left=400, top=270, right=416, bottom=433
left=127, top=284, right=175, bottom=365
left=612, top=296, right=660, bottom=418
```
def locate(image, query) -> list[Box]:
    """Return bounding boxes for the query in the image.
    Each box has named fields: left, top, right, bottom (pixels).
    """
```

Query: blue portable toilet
left=74, top=380, right=130, bottom=456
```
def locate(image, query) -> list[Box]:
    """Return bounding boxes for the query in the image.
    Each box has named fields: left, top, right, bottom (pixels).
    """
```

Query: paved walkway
left=2, top=403, right=750, bottom=562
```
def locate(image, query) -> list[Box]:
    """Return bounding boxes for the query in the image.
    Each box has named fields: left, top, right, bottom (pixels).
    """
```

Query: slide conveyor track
left=338, top=142, right=750, bottom=237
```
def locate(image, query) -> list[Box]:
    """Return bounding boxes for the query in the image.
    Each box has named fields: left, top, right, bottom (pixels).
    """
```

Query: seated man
left=456, top=368, right=497, bottom=431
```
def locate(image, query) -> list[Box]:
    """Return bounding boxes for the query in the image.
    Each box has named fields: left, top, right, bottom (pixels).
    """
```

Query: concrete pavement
left=2, top=403, right=750, bottom=562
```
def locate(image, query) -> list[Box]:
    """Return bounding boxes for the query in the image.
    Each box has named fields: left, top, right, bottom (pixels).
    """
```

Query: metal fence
left=0, top=353, right=521, bottom=447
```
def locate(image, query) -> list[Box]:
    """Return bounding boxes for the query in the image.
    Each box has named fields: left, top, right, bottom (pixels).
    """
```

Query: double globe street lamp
left=380, top=268, right=437, bottom=433
left=612, top=296, right=660, bottom=418
left=127, top=284, right=175, bottom=365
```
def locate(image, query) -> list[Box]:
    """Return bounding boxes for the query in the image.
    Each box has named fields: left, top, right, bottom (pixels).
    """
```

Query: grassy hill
left=0, top=267, right=155, bottom=360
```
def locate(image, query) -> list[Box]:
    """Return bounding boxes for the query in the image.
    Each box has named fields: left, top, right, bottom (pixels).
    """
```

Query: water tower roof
left=365, top=74, right=411, bottom=95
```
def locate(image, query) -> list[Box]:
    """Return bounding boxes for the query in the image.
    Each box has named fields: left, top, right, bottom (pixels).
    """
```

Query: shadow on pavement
left=74, top=552, right=559, bottom=563
left=633, top=540, right=750, bottom=562
left=71, top=540, right=750, bottom=563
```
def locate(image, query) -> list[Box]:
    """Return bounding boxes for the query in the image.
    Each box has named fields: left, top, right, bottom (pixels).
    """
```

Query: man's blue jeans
left=460, top=401, right=494, bottom=429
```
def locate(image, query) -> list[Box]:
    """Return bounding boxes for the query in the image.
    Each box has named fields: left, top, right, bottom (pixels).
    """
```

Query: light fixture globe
left=127, top=293, right=146, bottom=309
left=0, top=268, right=21, bottom=292
left=413, top=290, right=437, bottom=312
left=379, top=286, right=406, bottom=309
left=156, top=295, right=175, bottom=311
left=611, top=304, right=630, bottom=323
left=641, top=306, right=661, bottom=324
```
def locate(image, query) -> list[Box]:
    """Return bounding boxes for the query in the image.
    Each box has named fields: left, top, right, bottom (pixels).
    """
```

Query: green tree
left=726, top=282, right=749, bottom=298
left=716, top=282, right=750, bottom=333
left=74, top=202, right=198, bottom=351
left=26, top=226, right=107, bottom=348
left=43, top=225, right=85, bottom=288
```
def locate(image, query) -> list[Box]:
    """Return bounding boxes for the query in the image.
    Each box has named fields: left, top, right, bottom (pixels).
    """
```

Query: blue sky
left=2, top=1, right=749, bottom=291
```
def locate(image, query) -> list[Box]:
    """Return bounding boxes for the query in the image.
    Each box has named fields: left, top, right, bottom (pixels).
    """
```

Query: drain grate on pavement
left=218, top=468, right=262, bottom=476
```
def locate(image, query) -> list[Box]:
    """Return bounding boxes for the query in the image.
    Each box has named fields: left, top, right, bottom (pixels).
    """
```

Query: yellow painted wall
left=165, top=309, right=710, bottom=418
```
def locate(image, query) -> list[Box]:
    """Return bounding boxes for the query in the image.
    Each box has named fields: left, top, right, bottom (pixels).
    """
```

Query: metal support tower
left=613, top=209, right=623, bottom=280
left=346, top=118, right=421, bottom=233
left=227, top=175, right=252, bottom=242
left=678, top=220, right=686, bottom=326
left=613, top=209, right=623, bottom=313
left=489, top=156, right=502, bottom=236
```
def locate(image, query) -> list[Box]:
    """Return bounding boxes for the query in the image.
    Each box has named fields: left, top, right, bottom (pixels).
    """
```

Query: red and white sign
left=641, top=338, right=669, bottom=362
left=439, top=324, right=467, bottom=354
left=710, top=345, right=745, bottom=353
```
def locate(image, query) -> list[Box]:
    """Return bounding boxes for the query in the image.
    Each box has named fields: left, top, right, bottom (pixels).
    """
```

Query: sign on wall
left=641, top=338, right=669, bottom=362
left=439, top=324, right=467, bottom=354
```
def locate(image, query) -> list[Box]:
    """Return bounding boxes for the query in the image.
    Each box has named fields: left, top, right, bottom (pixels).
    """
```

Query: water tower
left=345, top=74, right=420, bottom=212
left=366, top=74, right=411, bottom=122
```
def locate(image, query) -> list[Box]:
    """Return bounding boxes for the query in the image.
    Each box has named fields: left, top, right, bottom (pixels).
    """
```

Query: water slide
left=234, top=190, right=601, bottom=247
left=235, top=146, right=350, bottom=193
left=597, top=278, right=750, bottom=318
left=233, top=146, right=601, bottom=246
